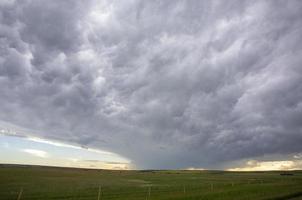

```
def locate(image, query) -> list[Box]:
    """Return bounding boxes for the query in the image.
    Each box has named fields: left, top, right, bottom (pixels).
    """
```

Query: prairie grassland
left=0, top=165, right=302, bottom=200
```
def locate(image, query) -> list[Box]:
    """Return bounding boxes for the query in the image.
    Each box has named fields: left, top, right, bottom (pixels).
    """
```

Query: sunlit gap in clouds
left=227, top=160, right=302, bottom=171
left=0, top=127, right=132, bottom=170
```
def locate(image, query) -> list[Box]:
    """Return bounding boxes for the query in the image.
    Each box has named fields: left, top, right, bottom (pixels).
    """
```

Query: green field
left=1, top=165, right=302, bottom=200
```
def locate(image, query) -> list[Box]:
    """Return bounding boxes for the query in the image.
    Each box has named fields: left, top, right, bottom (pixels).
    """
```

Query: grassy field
left=1, top=165, right=302, bottom=200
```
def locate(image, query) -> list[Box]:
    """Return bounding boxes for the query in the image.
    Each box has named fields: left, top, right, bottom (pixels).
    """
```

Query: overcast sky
left=0, top=0, right=302, bottom=170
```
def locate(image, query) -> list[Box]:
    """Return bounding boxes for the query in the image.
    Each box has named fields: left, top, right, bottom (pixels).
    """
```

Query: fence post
left=17, top=187, right=23, bottom=200
left=97, top=185, right=101, bottom=200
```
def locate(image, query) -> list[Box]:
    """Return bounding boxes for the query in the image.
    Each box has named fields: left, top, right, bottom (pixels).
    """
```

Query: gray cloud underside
left=1, top=0, right=302, bottom=169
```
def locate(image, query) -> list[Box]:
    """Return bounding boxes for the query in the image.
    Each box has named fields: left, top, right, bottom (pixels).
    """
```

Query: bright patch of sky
left=228, top=160, right=302, bottom=171
left=0, top=135, right=132, bottom=170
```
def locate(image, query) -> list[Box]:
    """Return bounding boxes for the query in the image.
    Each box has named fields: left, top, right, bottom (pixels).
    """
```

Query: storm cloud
left=1, top=0, right=302, bottom=169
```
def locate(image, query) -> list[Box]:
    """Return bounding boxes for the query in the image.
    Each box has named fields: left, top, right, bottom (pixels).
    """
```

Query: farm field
left=0, top=165, right=302, bottom=200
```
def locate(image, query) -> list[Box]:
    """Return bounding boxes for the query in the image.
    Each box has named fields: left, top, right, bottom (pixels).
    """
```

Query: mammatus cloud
left=1, top=0, right=302, bottom=169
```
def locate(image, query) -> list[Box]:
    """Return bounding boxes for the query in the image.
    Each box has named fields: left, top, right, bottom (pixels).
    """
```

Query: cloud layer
left=22, top=149, right=49, bottom=158
left=1, top=0, right=302, bottom=169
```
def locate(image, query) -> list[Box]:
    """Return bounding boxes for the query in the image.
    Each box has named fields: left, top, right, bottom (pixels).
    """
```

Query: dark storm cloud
left=1, top=0, right=302, bottom=169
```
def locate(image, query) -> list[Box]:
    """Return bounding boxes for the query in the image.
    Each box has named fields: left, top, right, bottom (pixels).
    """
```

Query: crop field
left=0, top=165, right=302, bottom=200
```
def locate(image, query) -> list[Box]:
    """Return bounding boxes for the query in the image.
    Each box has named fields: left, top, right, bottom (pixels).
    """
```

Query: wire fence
left=6, top=179, right=280, bottom=200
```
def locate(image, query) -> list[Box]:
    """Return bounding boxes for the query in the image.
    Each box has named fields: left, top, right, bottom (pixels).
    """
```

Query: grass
left=0, top=165, right=302, bottom=200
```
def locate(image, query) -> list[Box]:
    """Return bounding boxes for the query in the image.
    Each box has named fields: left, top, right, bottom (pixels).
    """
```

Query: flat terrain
left=1, top=165, right=302, bottom=200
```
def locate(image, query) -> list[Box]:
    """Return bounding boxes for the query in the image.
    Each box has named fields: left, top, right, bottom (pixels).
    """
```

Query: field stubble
left=0, top=165, right=302, bottom=200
